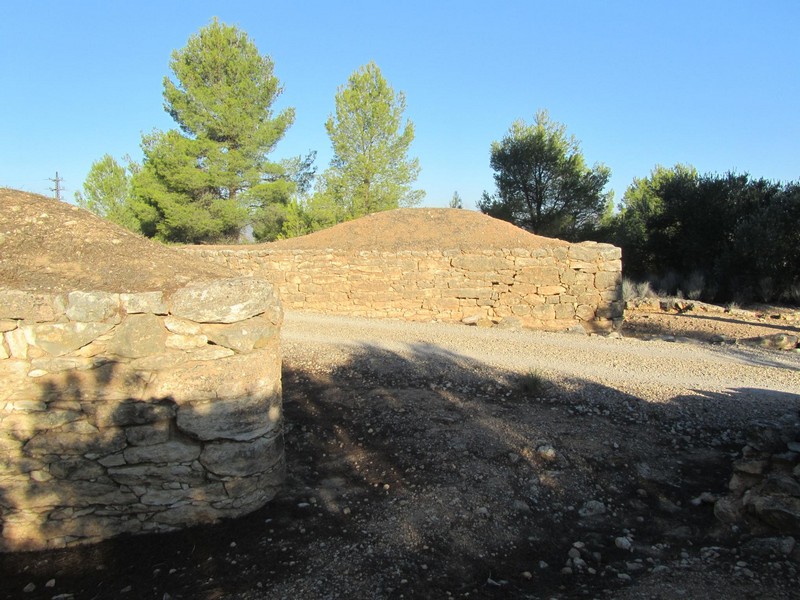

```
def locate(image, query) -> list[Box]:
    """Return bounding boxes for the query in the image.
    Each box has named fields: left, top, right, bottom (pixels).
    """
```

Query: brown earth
left=1, top=190, right=799, bottom=599
left=0, top=189, right=231, bottom=294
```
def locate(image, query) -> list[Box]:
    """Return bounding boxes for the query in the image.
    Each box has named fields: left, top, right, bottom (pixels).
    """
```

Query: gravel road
left=283, top=310, right=800, bottom=408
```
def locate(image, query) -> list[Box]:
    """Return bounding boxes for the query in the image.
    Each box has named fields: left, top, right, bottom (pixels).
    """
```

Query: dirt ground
left=2, top=306, right=799, bottom=600
left=2, top=190, right=799, bottom=598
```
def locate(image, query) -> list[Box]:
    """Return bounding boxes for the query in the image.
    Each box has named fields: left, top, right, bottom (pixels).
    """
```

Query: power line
left=48, top=172, right=65, bottom=201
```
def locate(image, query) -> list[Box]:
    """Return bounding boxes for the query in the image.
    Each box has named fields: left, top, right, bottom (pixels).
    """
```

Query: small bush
left=685, top=271, right=706, bottom=301
left=758, top=277, right=776, bottom=303
left=657, top=271, right=680, bottom=297
left=518, top=369, right=548, bottom=397
left=622, top=278, right=637, bottom=302
left=636, top=280, right=657, bottom=299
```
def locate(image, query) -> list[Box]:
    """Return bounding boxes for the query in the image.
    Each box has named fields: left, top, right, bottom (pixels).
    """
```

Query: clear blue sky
left=2, top=1, right=798, bottom=210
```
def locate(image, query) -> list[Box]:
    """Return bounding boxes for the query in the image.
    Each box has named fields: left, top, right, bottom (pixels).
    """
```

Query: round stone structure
left=0, top=190, right=284, bottom=552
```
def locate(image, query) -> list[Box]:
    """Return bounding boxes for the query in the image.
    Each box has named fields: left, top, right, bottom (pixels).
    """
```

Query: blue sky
left=2, top=1, right=798, bottom=210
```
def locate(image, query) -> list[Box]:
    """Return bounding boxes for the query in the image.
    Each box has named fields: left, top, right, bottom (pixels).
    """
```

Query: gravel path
left=283, top=310, right=800, bottom=407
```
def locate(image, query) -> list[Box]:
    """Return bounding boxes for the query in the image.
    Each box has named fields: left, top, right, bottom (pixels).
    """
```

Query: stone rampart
left=0, top=278, right=283, bottom=552
left=183, top=242, right=623, bottom=331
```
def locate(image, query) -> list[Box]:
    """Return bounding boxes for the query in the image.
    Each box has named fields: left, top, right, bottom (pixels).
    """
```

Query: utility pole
left=48, top=172, right=65, bottom=201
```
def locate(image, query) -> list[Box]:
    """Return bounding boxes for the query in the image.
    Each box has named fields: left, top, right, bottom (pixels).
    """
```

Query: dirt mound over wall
left=0, top=189, right=231, bottom=293
left=265, top=208, right=568, bottom=252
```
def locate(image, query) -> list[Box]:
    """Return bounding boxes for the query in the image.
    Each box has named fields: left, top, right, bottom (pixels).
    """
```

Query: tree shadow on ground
left=1, top=341, right=798, bottom=599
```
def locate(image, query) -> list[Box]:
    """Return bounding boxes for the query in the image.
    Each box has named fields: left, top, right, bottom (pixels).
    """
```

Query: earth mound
left=264, top=208, right=567, bottom=252
left=0, top=188, right=232, bottom=293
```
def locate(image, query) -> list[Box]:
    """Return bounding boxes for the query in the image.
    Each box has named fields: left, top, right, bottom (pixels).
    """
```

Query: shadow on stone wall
left=0, top=357, right=284, bottom=554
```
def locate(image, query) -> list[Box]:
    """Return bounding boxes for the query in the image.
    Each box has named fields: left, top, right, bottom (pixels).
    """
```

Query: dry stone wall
left=0, top=278, right=283, bottom=552
left=184, top=242, right=623, bottom=331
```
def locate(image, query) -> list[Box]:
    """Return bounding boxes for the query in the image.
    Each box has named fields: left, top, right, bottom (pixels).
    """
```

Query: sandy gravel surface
left=283, top=310, right=800, bottom=409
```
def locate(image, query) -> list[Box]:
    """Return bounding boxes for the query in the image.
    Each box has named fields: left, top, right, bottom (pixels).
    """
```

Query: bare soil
left=2, top=190, right=799, bottom=599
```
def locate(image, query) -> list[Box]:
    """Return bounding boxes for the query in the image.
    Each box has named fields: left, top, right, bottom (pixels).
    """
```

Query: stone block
left=124, top=439, right=202, bottom=465
left=107, top=464, right=203, bottom=486
left=200, top=432, right=284, bottom=477
left=451, top=256, right=510, bottom=272
left=567, top=244, right=600, bottom=263
left=66, top=291, right=120, bottom=322
left=576, top=305, right=596, bottom=321
left=531, top=304, right=556, bottom=320
left=23, top=427, right=127, bottom=456
left=107, top=313, right=167, bottom=359
left=0, top=290, right=64, bottom=321
left=120, top=292, right=168, bottom=315
left=568, top=260, right=598, bottom=272
left=169, top=277, right=280, bottom=324
left=177, top=390, right=281, bottom=440
left=48, top=457, right=105, bottom=480
left=164, top=316, right=202, bottom=335
left=125, top=421, right=171, bottom=446
left=165, top=334, right=209, bottom=350
left=149, top=347, right=280, bottom=405
left=91, top=399, right=176, bottom=428
left=554, top=304, right=576, bottom=320
left=24, top=322, right=115, bottom=357
left=516, top=266, right=561, bottom=286
left=538, top=285, right=566, bottom=296
left=201, top=318, right=278, bottom=353
left=595, top=271, right=621, bottom=291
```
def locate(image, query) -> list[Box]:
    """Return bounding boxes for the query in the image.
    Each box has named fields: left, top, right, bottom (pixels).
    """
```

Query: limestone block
left=200, top=432, right=284, bottom=477
left=0, top=290, right=64, bottom=321
left=165, top=334, right=209, bottom=350
left=567, top=244, right=600, bottom=263
left=576, top=305, right=597, bottom=321
left=516, top=266, right=561, bottom=286
left=139, top=488, right=194, bottom=506
left=120, top=292, right=168, bottom=315
left=164, top=316, right=202, bottom=335
left=24, top=322, right=115, bottom=357
left=169, top=277, right=280, bottom=324
left=1, top=409, right=84, bottom=436
left=538, top=285, right=566, bottom=296
left=554, top=304, right=576, bottom=320
left=568, top=260, right=598, bottom=272
left=531, top=304, right=556, bottom=320
left=107, top=313, right=167, bottom=359
left=202, top=318, right=278, bottom=353
left=222, top=465, right=284, bottom=499
left=91, top=399, right=177, bottom=428
left=149, top=343, right=280, bottom=405
left=514, top=257, right=556, bottom=267
left=0, top=339, right=7, bottom=360
left=107, top=464, right=203, bottom=486
left=448, top=288, right=493, bottom=300
left=595, top=271, right=621, bottom=291
left=66, top=291, right=120, bottom=322
left=511, top=304, right=532, bottom=316
left=48, top=457, right=105, bottom=480
left=123, top=439, right=202, bottom=465
left=29, top=356, right=94, bottom=374
left=0, top=320, right=18, bottom=333
left=125, top=421, right=171, bottom=446
left=599, top=259, right=622, bottom=272
left=23, top=427, right=126, bottom=456
left=598, top=245, right=623, bottom=261
left=451, top=256, right=510, bottom=272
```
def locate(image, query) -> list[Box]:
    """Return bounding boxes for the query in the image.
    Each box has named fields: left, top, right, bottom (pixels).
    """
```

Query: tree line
left=77, top=19, right=422, bottom=244
left=79, top=19, right=799, bottom=305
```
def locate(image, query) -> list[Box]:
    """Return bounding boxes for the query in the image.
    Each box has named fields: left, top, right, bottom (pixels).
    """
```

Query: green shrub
left=518, top=369, right=548, bottom=397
